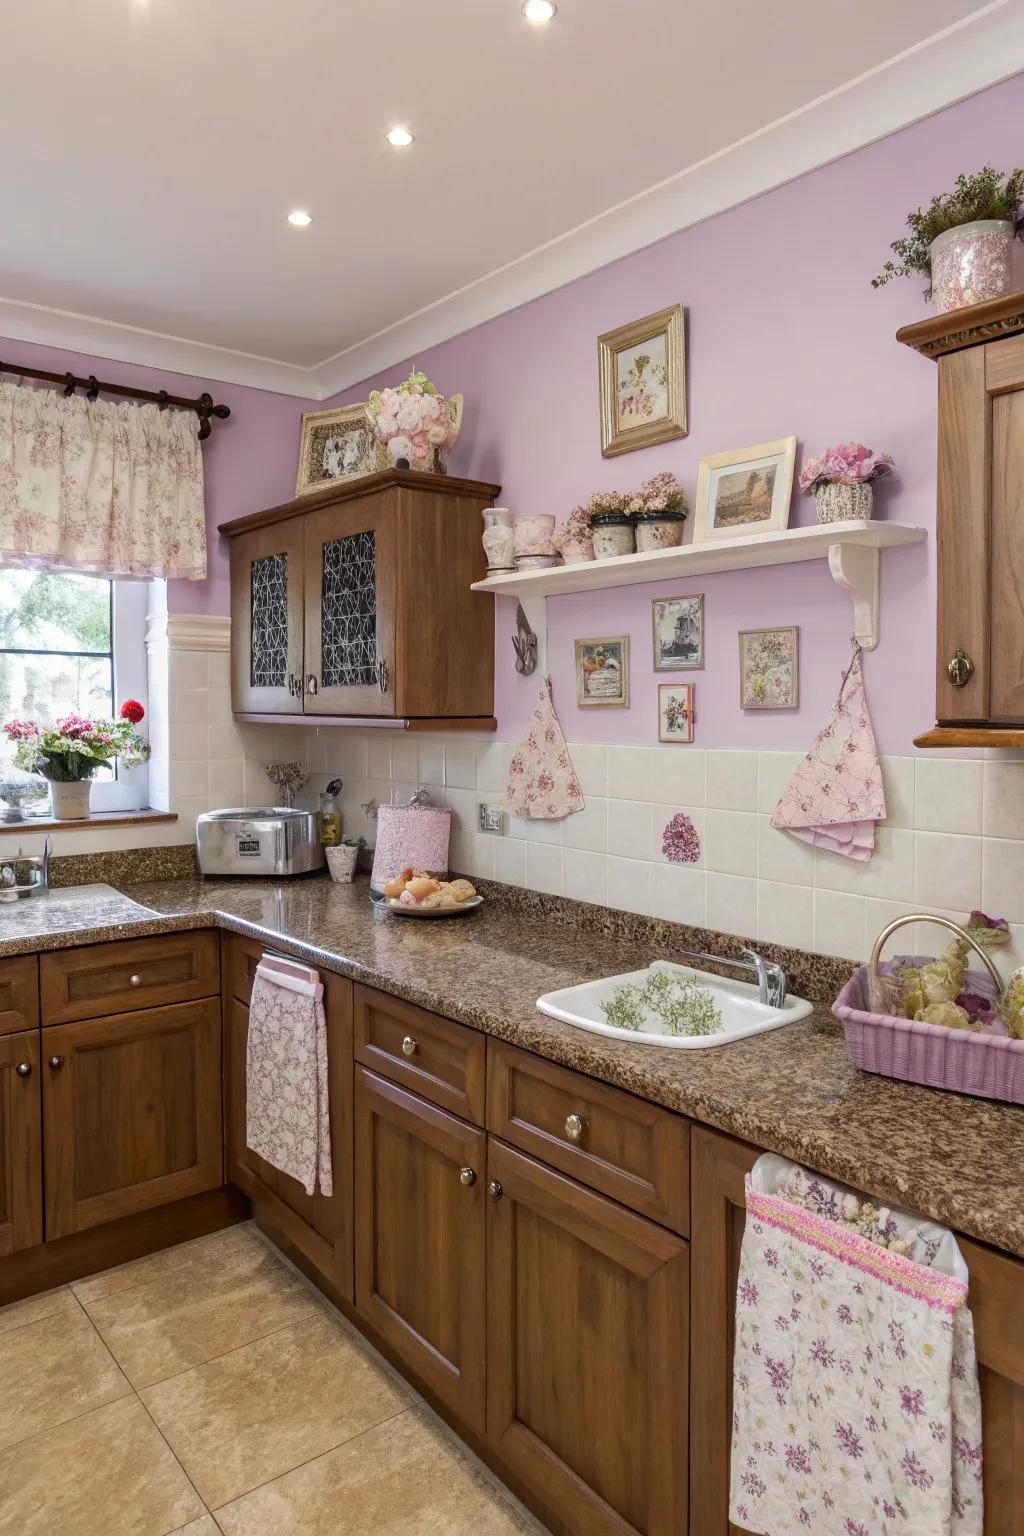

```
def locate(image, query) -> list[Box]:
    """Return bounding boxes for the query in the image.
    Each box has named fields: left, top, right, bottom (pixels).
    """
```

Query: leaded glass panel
left=321, top=532, right=378, bottom=688
left=250, top=553, right=288, bottom=689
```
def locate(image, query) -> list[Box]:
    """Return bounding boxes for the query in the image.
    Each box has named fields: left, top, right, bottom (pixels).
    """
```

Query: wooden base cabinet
left=0, top=1029, right=42, bottom=1256
left=354, top=1067, right=486, bottom=1428
left=487, top=1138, right=689, bottom=1536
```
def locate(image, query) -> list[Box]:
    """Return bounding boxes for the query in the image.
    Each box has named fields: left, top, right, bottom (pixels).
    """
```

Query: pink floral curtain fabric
left=0, top=380, right=206, bottom=579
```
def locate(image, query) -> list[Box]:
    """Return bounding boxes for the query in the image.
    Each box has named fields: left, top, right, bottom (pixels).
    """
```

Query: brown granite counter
left=2, top=872, right=1020, bottom=1262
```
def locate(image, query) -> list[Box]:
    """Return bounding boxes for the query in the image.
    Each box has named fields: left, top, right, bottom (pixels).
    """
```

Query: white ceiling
left=1, top=0, right=1022, bottom=397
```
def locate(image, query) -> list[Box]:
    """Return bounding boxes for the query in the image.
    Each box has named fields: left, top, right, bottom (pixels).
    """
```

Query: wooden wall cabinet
left=899, top=292, right=1024, bottom=746
left=221, top=468, right=499, bottom=726
left=0, top=1029, right=42, bottom=1256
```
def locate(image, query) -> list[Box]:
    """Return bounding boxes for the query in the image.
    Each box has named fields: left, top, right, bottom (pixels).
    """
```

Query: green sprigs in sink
left=600, top=968, right=723, bottom=1038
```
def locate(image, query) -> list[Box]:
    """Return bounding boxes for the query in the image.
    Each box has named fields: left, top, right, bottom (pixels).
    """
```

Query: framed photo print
left=575, top=636, right=630, bottom=708
left=692, top=436, right=796, bottom=543
left=598, top=303, right=686, bottom=458
left=658, top=683, right=694, bottom=743
left=652, top=594, right=704, bottom=671
left=738, top=626, right=799, bottom=710
left=295, top=403, right=385, bottom=496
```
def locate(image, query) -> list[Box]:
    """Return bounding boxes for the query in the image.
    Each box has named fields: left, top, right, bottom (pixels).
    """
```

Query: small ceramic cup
left=326, top=845, right=360, bottom=883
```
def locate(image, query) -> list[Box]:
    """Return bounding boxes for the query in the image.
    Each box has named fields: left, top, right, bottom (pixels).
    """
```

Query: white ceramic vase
left=49, top=779, right=92, bottom=820
left=929, top=219, right=1014, bottom=315
left=326, top=845, right=360, bottom=883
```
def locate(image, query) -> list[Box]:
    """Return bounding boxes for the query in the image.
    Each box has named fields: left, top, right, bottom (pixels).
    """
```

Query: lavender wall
left=0, top=336, right=315, bottom=616
left=328, top=72, right=1024, bottom=756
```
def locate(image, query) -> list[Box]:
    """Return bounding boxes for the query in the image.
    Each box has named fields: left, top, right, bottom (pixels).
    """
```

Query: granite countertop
left=3, top=873, right=1020, bottom=1261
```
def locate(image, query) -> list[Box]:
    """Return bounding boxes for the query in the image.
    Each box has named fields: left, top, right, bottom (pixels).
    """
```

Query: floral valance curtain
left=0, top=380, right=207, bottom=580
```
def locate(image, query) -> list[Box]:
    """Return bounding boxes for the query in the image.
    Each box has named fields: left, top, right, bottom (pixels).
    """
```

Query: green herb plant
left=872, top=166, right=1024, bottom=292
left=600, top=968, right=723, bottom=1039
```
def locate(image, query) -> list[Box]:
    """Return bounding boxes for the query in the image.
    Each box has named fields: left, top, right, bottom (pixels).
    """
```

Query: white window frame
left=91, top=580, right=150, bottom=812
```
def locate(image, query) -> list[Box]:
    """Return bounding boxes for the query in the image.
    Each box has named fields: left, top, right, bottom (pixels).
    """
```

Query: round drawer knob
left=401, top=1035, right=418, bottom=1058
left=565, top=1113, right=586, bottom=1143
left=15, top=1062, right=31, bottom=1078
left=487, top=1179, right=503, bottom=1202
left=459, top=1167, right=476, bottom=1187
left=129, top=974, right=142, bottom=987
left=49, top=1055, right=65, bottom=1070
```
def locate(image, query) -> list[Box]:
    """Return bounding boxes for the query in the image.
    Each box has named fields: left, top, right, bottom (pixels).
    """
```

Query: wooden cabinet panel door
left=354, top=1067, right=486, bottom=1427
left=959, top=1235, right=1024, bottom=1534
left=230, top=517, right=306, bottom=713
left=43, top=999, right=223, bottom=1239
left=0, top=1029, right=42, bottom=1256
left=303, top=494, right=397, bottom=717
left=487, top=1138, right=688, bottom=1536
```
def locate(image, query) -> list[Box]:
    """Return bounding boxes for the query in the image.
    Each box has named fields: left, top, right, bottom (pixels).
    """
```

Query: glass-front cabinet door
left=303, top=497, right=396, bottom=717
left=229, top=519, right=306, bottom=714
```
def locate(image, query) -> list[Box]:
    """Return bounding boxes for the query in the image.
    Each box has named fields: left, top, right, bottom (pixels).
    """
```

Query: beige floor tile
left=0, top=1283, right=79, bottom=1336
left=72, top=1219, right=255, bottom=1306
left=83, top=1225, right=321, bottom=1388
left=0, top=1395, right=205, bottom=1536
left=168, top=1519, right=221, bottom=1536
left=0, top=1301, right=130, bottom=1451
left=214, top=1405, right=537, bottom=1535
left=142, top=1310, right=411, bottom=1508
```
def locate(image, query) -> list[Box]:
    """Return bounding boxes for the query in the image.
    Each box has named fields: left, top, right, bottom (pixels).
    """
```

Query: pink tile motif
left=662, top=812, right=701, bottom=864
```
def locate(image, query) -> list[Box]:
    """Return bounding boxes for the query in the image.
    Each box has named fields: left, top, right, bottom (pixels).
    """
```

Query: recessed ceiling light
left=522, top=0, right=556, bottom=23
left=287, top=210, right=313, bottom=227
left=386, top=126, right=414, bottom=148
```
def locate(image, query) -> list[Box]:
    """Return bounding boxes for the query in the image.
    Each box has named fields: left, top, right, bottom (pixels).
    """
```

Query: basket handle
left=869, top=914, right=1004, bottom=996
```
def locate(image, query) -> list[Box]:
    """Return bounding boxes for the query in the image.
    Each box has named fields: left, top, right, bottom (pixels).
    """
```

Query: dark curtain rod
left=0, top=360, right=230, bottom=440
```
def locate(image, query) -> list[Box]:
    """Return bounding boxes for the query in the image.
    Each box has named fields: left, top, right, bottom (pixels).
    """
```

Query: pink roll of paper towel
left=370, top=802, right=452, bottom=893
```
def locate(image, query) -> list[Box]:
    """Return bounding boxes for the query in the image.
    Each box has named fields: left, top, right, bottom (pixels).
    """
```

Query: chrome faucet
left=671, top=944, right=787, bottom=1007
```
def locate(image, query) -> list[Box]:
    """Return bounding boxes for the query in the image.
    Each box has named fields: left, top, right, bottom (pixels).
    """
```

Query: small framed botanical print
left=575, top=636, right=630, bottom=708
left=658, top=682, right=694, bottom=743
left=652, top=594, right=704, bottom=671
left=295, top=403, right=385, bottom=496
left=598, top=303, right=687, bottom=458
left=691, top=436, right=796, bottom=543
left=738, top=626, right=799, bottom=709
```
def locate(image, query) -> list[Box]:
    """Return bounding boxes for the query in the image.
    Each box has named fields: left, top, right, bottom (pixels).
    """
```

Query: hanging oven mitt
left=505, top=676, right=584, bottom=820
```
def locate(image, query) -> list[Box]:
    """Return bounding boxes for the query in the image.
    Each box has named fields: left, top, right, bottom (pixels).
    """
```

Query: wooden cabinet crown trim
left=218, top=467, right=503, bottom=538
left=897, top=288, right=1024, bottom=359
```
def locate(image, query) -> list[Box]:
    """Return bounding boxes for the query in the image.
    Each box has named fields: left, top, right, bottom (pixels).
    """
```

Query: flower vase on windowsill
left=1, top=702, right=148, bottom=821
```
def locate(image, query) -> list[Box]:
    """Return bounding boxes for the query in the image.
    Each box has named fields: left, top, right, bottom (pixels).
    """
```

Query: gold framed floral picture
left=738, top=626, right=799, bottom=710
left=575, top=636, right=630, bottom=708
left=295, top=403, right=385, bottom=496
left=598, top=303, right=686, bottom=458
left=692, top=436, right=796, bottom=544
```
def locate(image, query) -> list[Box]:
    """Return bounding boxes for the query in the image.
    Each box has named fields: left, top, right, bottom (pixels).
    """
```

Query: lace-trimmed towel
left=246, top=958, right=333, bottom=1198
left=505, top=676, right=584, bottom=820
left=731, top=1156, right=983, bottom=1535
left=771, top=643, right=886, bottom=860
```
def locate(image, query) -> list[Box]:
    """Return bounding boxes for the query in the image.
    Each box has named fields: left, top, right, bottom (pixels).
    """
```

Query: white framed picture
left=691, top=436, right=796, bottom=543
left=575, top=636, right=630, bottom=708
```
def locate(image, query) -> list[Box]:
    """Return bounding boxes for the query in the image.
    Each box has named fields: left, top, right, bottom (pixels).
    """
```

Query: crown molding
left=147, top=612, right=231, bottom=652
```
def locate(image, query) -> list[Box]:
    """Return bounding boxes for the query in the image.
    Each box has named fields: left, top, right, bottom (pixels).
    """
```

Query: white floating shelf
left=472, top=519, right=927, bottom=651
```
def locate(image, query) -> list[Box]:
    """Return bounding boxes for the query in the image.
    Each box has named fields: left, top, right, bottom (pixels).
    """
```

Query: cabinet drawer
left=0, top=954, right=39, bottom=1037
left=41, top=931, right=220, bottom=1025
left=487, top=1040, right=689, bottom=1235
left=354, top=984, right=486, bottom=1124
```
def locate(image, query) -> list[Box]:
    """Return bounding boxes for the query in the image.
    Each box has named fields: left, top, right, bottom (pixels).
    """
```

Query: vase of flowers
left=628, top=471, right=687, bottom=552
left=872, top=166, right=1024, bottom=314
left=799, top=443, right=894, bottom=524
left=588, top=490, right=635, bottom=559
left=366, top=370, right=463, bottom=474
left=553, top=505, right=594, bottom=564
left=2, top=702, right=148, bottom=820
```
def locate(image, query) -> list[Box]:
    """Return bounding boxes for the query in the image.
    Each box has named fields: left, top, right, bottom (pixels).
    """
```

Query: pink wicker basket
left=833, top=915, right=1024, bottom=1105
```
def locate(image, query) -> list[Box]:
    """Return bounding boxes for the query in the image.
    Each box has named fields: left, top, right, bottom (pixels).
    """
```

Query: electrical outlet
left=478, top=803, right=504, bottom=834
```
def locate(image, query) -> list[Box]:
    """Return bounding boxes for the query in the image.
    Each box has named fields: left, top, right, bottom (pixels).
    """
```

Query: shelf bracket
left=828, top=541, right=880, bottom=651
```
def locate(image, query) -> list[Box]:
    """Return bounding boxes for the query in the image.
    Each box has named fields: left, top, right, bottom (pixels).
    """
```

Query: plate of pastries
left=379, top=869, right=482, bottom=917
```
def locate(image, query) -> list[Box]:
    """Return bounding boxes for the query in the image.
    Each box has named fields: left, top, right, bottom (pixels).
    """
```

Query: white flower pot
left=929, top=219, right=1014, bottom=315
left=813, top=482, right=873, bottom=524
left=49, top=780, right=92, bottom=820
left=326, top=845, right=360, bottom=883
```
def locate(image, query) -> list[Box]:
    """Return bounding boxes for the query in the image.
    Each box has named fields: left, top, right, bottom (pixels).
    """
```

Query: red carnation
left=120, top=700, right=145, bottom=724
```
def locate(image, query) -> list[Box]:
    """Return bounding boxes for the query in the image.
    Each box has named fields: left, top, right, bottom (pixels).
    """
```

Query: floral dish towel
left=505, top=676, right=584, bottom=820
left=731, top=1158, right=983, bottom=1535
left=246, top=959, right=333, bottom=1198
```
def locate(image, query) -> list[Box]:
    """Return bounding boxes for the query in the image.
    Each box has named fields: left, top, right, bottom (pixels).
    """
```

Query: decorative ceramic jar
left=591, top=511, right=635, bottom=560
left=634, top=510, right=686, bottom=553
left=50, top=780, right=92, bottom=820
left=511, top=512, right=556, bottom=559
left=813, top=482, right=874, bottom=524
left=929, top=219, right=1014, bottom=315
left=326, top=844, right=360, bottom=883
left=481, top=507, right=514, bottom=572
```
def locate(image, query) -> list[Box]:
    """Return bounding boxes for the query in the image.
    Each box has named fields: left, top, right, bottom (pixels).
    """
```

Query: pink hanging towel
left=505, top=676, right=585, bottom=820
left=772, top=644, right=885, bottom=860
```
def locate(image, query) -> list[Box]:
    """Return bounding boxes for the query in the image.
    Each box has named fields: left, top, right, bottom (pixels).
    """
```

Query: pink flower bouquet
left=3, top=710, right=148, bottom=782
left=799, top=443, right=894, bottom=493
left=366, top=370, right=463, bottom=472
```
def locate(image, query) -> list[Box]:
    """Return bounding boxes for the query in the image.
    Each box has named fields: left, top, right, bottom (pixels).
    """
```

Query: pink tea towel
left=246, top=958, right=333, bottom=1197
left=772, top=644, right=885, bottom=860
left=505, top=676, right=584, bottom=820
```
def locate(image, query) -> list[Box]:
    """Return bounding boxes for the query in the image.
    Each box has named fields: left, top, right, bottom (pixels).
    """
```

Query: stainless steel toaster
left=196, top=808, right=325, bottom=877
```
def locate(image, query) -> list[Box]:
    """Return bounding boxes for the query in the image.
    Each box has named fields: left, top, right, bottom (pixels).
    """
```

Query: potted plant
left=798, top=443, right=894, bottom=524
left=628, top=471, right=687, bottom=552
left=553, top=505, right=594, bottom=564
left=872, top=166, right=1024, bottom=314
left=366, top=369, right=463, bottom=474
left=588, top=490, right=635, bottom=559
left=2, top=702, right=148, bottom=819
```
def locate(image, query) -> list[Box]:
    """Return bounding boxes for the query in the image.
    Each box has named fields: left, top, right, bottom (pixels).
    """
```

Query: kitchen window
left=0, top=570, right=150, bottom=812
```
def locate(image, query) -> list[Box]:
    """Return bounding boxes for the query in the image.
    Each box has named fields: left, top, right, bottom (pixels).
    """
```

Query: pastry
left=447, top=878, right=476, bottom=903
left=407, top=875, right=440, bottom=901
left=383, top=874, right=408, bottom=899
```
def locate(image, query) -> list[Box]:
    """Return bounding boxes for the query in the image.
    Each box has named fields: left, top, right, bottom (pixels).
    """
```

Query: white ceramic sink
left=536, top=960, right=813, bottom=1049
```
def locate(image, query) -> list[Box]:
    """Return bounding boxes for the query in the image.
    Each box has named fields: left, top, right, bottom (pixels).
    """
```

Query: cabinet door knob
left=460, top=1166, right=476, bottom=1187
left=306, top=673, right=319, bottom=696
left=947, top=648, right=975, bottom=688
left=487, top=1179, right=503, bottom=1202
left=564, top=1113, right=586, bottom=1143
left=15, top=1062, right=31, bottom=1077
left=400, top=1035, right=418, bottom=1058
left=377, top=659, right=389, bottom=695
left=49, top=1055, right=64, bottom=1069
left=129, top=973, right=142, bottom=987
